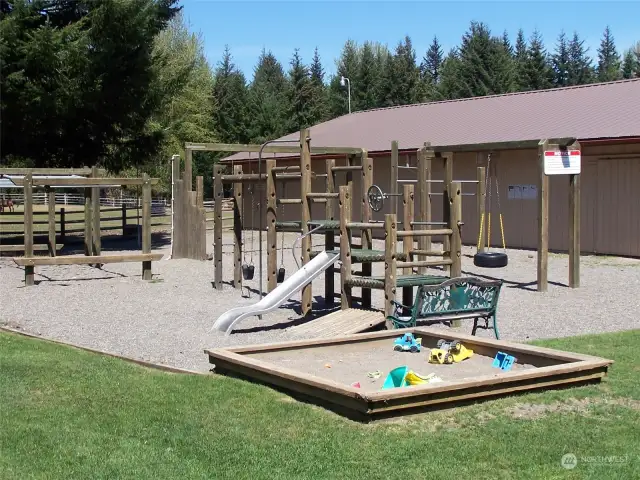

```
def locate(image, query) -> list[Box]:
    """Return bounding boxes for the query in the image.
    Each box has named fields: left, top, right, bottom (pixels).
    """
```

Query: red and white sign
left=543, top=150, right=581, bottom=175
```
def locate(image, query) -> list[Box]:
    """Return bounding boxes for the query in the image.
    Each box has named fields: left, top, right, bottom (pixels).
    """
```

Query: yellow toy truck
left=429, top=339, right=474, bottom=364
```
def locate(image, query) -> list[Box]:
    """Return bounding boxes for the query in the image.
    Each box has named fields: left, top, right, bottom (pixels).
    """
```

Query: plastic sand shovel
left=382, top=366, right=409, bottom=389
left=405, top=371, right=443, bottom=385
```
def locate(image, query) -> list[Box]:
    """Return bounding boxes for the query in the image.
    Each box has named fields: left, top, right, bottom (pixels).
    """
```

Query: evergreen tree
left=436, top=49, right=464, bottom=100
left=514, top=28, right=529, bottom=89
left=552, top=31, right=570, bottom=86
left=286, top=49, right=314, bottom=131
left=567, top=32, right=595, bottom=85
left=596, top=26, right=621, bottom=81
left=621, top=49, right=637, bottom=79
left=356, top=41, right=382, bottom=111
left=380, top=35, right=422, bottom=106
left=213, top=46, right=250, bottom=144
left=420, top=35, right=444, bottom=83
left=328, top=39, right=360, bottom=116
left=308, top=46, right=329, bottom=123
left=247, top=49, right=290, bottom=142
left=635, top=42, right=640, bottom=76
left=0, top=0, right=181, bottom=170
left=522, top=29, right=553, bottom=90
left=502, top=30, right=514, bottom=56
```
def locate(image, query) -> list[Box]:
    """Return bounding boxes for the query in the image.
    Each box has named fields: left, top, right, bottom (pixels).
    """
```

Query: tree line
left=1, top=1, right=639, bottom=194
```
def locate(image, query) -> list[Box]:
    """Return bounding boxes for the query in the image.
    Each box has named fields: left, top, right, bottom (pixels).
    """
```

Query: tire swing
left=241, top=183, right=255, bottom=280
left=474, top=153, right=508, bottom=268
left=276, top=181, right=286, bottom=283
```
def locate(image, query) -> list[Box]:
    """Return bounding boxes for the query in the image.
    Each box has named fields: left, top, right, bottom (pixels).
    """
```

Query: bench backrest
left=413, top=276, right=503, bottom=318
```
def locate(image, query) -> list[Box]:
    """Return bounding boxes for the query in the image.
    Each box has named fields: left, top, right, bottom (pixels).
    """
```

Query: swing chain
left=279, top=181, right=285, bottom=268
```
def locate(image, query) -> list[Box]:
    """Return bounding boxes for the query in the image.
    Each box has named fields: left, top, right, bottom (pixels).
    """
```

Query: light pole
left=340, top=75, right=351, bottom=114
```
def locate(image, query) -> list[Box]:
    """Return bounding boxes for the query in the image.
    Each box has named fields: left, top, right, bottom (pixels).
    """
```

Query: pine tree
left=308, top=47, right=329, bottom=123
left=635, top=42, right=640, bottom=77
left=502, top=30, right=514, bottom=56
left=621, top=49, right=637, bottom=79
left=286, top=49, right=314, bottom=131
left=420, top=35, right=444, bottom=83
left=514, top=29, right=528, bottom=90
left=596, top=26, right=621, bottom=82
left=213, top=46, right=250, bottom=144
left=380, top=35, right=422, bottom=106
left=436, top=49, right=464, bottom=100
left=567, top=32, right=594, bottom=85
left=552, top=31, right=570, bottom=86
left=247, top=49, right=290, bottom=142
left=356, top=41, right=381, bottom=111
left=328, top=39, right=360, bottom=116
left=522, top=29, right=553, bottom=90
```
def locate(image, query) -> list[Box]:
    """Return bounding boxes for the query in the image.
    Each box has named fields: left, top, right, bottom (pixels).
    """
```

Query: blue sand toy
left=382, top=366, right=409, bottom=389
left=393, top=333, right=422, bottom=353
left=492, top=351, right=516, bottom=371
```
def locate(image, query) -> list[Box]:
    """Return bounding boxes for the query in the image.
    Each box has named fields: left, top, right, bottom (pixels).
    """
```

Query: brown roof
left=222, top=78, right=640, bottom=162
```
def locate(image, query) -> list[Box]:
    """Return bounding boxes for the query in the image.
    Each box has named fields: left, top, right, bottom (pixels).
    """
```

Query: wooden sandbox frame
left=206, top=327, right=613, bottom=421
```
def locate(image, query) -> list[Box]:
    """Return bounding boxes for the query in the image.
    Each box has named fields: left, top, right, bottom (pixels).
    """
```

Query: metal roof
left=222, top=78, right=640, bottom=162
left=0, top=174, right=120, bottom=189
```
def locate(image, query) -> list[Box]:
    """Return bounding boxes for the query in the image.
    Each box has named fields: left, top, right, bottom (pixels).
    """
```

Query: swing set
left=474, top=153, right=509, bottom=268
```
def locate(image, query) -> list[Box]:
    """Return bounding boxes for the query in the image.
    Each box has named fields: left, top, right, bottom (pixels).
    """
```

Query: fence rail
left=1, top=192, right=169, bottom=208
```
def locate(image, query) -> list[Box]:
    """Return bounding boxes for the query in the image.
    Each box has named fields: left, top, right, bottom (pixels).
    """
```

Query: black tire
left=451, top=340, right=461, bottom=353
left=474, top=252, right=508, bottom=268
left=437, top=339, right=445, bottom=348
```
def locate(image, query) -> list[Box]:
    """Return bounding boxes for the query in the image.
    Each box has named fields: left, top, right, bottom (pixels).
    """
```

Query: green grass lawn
left=1, top=330, right=638, bottom=479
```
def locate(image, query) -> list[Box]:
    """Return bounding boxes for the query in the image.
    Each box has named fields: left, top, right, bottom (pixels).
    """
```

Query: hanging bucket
left=277, top=267, right=286, bottom=283
left=242, top=264, right=255, bottom=280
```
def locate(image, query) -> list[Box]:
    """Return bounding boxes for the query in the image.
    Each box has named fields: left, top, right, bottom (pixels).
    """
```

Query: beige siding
left=235, top=141, right=640, bottom=257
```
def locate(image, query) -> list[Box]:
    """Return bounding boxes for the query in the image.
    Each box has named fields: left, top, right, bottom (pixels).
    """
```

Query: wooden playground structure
left=2, top=167, right=163, bottom=286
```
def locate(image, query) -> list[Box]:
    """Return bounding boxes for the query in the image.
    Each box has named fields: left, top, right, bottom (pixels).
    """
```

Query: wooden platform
left=288, top=308, right=385, bottom=338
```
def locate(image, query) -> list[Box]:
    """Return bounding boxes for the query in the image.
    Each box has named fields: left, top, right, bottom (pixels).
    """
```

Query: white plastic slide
left=212, top=251, right=340, bottom=335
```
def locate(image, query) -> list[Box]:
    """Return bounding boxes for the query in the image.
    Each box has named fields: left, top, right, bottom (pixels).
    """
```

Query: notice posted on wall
left=544, top=150, right=581, bottom=175
left=508, top=184, right=537, bottom=200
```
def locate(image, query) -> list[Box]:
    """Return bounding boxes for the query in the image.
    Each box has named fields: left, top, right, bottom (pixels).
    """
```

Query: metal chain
left=280, top=181, right=285, bottom=267
left=249, top=183, right=254, bottom=264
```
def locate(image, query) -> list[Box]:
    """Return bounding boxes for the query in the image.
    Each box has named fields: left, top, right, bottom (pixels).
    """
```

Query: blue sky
left=181, top=0, right=640, bottom=81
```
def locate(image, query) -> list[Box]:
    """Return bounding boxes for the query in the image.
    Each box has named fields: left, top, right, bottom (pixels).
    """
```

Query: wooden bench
left=386, top=276, right=503, bottom=339
left=13, top=253, right=164, bottom=286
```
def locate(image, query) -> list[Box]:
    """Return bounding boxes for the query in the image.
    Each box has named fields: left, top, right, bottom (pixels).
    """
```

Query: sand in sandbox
left=247, top=338, right=535, bottom=393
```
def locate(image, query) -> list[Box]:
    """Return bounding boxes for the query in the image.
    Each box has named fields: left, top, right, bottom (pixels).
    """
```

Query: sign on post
left=543, top=150, right=581, bottom=175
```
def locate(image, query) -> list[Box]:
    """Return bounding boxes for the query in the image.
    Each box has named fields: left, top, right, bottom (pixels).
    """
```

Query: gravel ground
left=1, top=229, right=639, bottom=373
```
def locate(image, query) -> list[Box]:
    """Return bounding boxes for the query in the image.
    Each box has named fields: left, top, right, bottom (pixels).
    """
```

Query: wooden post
left=450, top=181, right=463, bottom=327
left=233, top=165, right=243, bottom=289
left=339, top=185, right=352, bottom=310
left=324, top=158, right=336, bottom=306
left=390, top=141, right=399, bottom=214
left=84, top=186, right=92, bottom=256
left=384, top=213, right=398, bottom=328
left=60, top=208, right=66, bottom=243
left=360, top=151, right=373, bottom=309
left=91, top=166, right=101, bottom=260
left=537, top=140, right=550, bottom=292
left=402, top=184, right=414, bottom=310
left=477, top=166, right=487, bottom=252
left=141, top=173, right=152, bottom=280
left=46, top=186, right=56, bottom=257
left=121, top=203, right=127, bottom=239
left=185, top=147, right=193, bottom=192
left=442, top=152, right=453, bottom=274
left=172, top=154, right=181, bottom=257
left=417, top=144, right=433, bottom=270
left=569, top=151, right=581, bottom=288
left=24, top=172, right=34, bottom=286
left=213, top=164, right=224, bottom=289
left=267, top=159, right=277, bottom=292
left=196, top=176, right=204, bottom=208
left=300, top=128, right=312, bottom=316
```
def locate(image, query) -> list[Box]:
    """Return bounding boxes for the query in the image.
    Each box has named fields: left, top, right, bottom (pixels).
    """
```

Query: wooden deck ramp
left=289, top=308, right=385, bottom=339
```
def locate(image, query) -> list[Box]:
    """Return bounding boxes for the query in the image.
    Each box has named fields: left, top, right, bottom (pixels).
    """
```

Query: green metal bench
left=386, top=276, right=503, bottom=339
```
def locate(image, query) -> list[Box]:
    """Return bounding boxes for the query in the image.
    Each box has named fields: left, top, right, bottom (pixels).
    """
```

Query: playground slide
left=212, top=250, right=340, bottom=335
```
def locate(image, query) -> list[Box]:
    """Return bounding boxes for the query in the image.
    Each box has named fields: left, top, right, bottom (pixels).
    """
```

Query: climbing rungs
left=397, top=259, right=452, bottom=268
left=331, top=165, right=362, bottom=172
left=410, top=249, right=447, bottom=257
left=276, top=198, right=302, bottom=204
left=307, top=192, right=339, bottom=199
left=271, top=166, right=300, bottom=173
left=397, top=229, right=452, bottom=237
left=346, top=222, right=385, bottom=230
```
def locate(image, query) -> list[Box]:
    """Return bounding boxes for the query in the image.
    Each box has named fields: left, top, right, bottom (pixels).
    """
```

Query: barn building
left=221, top=78, right=640, bottom=257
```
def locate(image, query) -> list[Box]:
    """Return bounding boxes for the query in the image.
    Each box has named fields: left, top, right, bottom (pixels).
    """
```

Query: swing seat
left=473, top=252, right=508, bottom=268
left=242, top=264, right=255, bottom=280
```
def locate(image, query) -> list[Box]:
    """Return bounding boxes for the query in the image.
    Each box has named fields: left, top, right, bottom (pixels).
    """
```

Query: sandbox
left=209, top=327, right=613, bottom=421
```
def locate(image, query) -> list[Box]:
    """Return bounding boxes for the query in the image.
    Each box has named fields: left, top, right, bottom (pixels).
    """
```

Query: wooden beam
left=300, top=129, right=313, bottom=316
left=569, top=142, right=581, bottom=288
left=91, top=166, right=101, bottom=259
left=11, top=177, right=160, bottom=187
left=476, top=166, right=487, bottom=252
left=23, top=173, right=34, bottom=286
left=384, top=213, right=398, bottom=328
left=213, top=164, right=224, bottom=289
left=431, top=137, right=577, bottom=153
left=233, top=165, right=243, bottom=290
left=537, top=140, right=550, bottom=292
left=141, top=173, right=152, bottom=280
left=390, top=141, right=399, bottom=214
left=417, top=144, right=433, bottom=269
left=196, top=176, right=204, bottom=208
left=402, top=184, right=414, bottom=309
left=0, top=167, right=99, bottom=176
left=442, top=152, right=453, bottom=275
left=84, top=187, right=92, bottom=256
left=46, top=187, right=56, bottom=257
left=14, top=253, right=163, bottom=267
left=185, top=147, right=193, bottom=192
left=185, top=142, right=364, bottom=156
left=267, top=159, right=277, bottom=292
left=450, top=181, right=462, bottom=278
left=361, top=152, right=373, bottom=309
left=325, top=158, right=336, bottom=307
left=339, top=185, right=352, bottom=310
